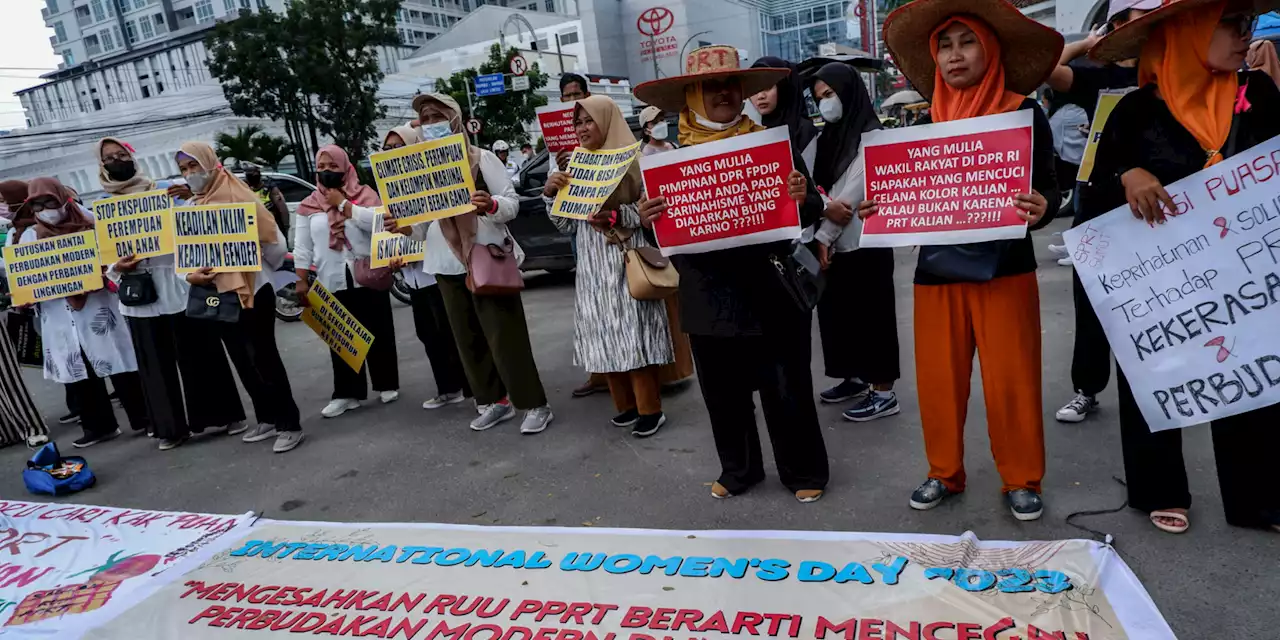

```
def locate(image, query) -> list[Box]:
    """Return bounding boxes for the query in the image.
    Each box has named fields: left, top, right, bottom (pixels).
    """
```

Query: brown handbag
left=608, top=228, right=678, bottom=300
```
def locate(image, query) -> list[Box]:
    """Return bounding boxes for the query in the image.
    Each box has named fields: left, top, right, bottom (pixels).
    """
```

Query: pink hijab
left=298, top=145, right=381, bottom=250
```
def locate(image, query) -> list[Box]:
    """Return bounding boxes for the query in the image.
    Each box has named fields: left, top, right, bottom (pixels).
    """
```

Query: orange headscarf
left=929, top=16, right=1025, bottom=123
left=1138, top=1, right=1236, bottom=167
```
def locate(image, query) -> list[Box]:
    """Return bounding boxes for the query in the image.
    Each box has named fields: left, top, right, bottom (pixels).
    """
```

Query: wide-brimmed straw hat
left=1091, top=0, right=1280, bottom=62
left=883, top=0, right=1064, bottom=100
left=633, top=46, right=790, bottom=113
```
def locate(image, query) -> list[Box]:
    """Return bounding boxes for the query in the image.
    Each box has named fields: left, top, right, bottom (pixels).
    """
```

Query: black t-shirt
left=1062, top=60, right=1139, bottom=119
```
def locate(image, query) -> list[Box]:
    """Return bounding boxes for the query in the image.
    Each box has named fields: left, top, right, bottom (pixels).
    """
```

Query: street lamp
left=679, top=31, right=712, bottom=67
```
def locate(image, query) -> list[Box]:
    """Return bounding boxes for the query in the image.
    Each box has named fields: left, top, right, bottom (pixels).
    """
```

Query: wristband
left=487, top=198, right=498, bottom=214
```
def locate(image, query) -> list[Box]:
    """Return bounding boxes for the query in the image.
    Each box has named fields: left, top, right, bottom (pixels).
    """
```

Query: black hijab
left=809, top=62, right=880, bottom=193
left=751, top=56, right=819, bottom=154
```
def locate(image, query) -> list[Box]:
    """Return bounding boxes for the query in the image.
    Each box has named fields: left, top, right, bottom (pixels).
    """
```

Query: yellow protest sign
left=302, top=281, right=374, bottom=373
left=369, top=209, right=426, bottom=269
left=91, top=189, right=175, bottom=265
left=551, top=141, right=643, bottom=219
left=369, top=133, right=476, bottom=227
left=1076, top=89, right=1134, bottom=183
left=2, top=230, right=103, bottom=306
left=173, top=203, right=262, bottom=274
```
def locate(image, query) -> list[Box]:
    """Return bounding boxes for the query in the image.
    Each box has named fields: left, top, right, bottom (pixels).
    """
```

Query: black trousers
left=1070, top=184, right=1112, bottom=396
left=409, top=284, right=471, bottom=398
left=220, top=286, right=301, bottom=431
left=331, top=280, right=399, bottom=400
left=128, top=313, right=246, bottom=440
left=176, top=316, right=246, bottom=434
left=1118, top=367, right=1280, bottom=528
left=690, top=328, right=829, bottom=494
left=73, top=363, right=148, bottom=438
left=817, top=248, right=900, bottom=384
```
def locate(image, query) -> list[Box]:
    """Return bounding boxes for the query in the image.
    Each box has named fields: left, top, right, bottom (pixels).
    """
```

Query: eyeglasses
left=102, top=153, right=132, bottom=163
left=1220, top=13, right=1257, bottom=37
left=27, top=200, right=60, bottom=212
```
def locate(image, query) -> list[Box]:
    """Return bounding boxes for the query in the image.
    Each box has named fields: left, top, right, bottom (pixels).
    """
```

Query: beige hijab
left=416, top=93, right=483, bottom=265
left=573, top=95, right=642, bottom=212
left=97, top=137, right=155, bottom=195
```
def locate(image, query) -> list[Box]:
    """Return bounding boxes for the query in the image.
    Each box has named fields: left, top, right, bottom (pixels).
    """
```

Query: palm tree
left=251, top=134, right=291, bottom=171
left=214, top=125, right=264, bottom=167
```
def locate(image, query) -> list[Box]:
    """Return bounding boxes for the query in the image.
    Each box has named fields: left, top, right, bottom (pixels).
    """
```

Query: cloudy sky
left=0, top=0, right=63, bottom=130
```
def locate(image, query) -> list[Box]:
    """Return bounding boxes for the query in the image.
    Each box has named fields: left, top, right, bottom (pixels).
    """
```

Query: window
left=153, top=13, right=167, bottom=33
left=240, top=0, right=250, bottom=8
left=116, top=0, right=129, bottom=14
left=62, top=49, right=74, bottom=66
left=557, top=31, right=578, bottom=45
left=536, top=36, right=548, bottom=50
left=53, top=21, right=67, bottom=42
left=812, top=5, right=826, bottom=21
left=125, top=20, right=138, bottom=44
left=84, top=34, right=101, bottom=55
left=100, top=29, right=115, bottom=52
left=545, top=0, right=555, bottom=11
left=45, top=0, right=58, bottom=13
left=134, top=0, right=148, bottom=8
left=195, top=0, right=214, bottom=22
left=90, top=0, right=105, bottom=21
left=140, top=15, right=153, bottom=38
left=224, top=0, right=235, bottom=11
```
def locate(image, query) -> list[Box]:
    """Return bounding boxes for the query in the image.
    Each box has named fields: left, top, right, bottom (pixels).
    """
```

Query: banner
left=551, top=141, right=643, bottom=220
left=302, top=280, right=374, bottom=373
left=2, top=230, right=103, bottom=306
left=83, top=521, right=1173, bottom=639
left=536, top=104, right=579, bottom=153
left=370, top=209, right=426, bottom=269
left=370, top=134, right=477, bottom=227
left=1076, top=90, right=1134, bottom=184
left=0, top=499, right=249, bottom=635
left=1064, top=135, right=1280, bottom=431
left=860, top=110, right=1033, bottom=248
left=91, top=189, right=175, bottom=265
left=174, top=204, right=262, bottom=274
left=642, top=127, right=798, bottom=256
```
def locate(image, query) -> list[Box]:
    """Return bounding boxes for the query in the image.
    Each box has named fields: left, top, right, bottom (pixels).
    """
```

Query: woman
left=802, top=63, right=901, bottom=422
left=0, top=180, right=50, bottom=448
left=294, top=145, right=400, bottom=418
left=177, top=142, right=303, bottom=453
left=749, top=56, right=820, bottom=156
left=638, top=106, right=676, bottom=156
left=19, top=177, right=149, bottom=448
left=878, top=0, right=1060, bottom=520
left=409, top=92, right=552, bottom=434
left=543, top=95, right=674, bottom=437
left=633, top=46, right=828, bottom=503
left=97, top=137, right=247, bottom=450
left=1090, top=0, right=1280, bottom=534
left=383, top=125, right=473, bottom=410
left=1248, top=38, right=1280, bottom=85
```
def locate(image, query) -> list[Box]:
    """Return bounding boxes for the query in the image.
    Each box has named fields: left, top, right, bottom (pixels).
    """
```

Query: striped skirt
left=0, top=319, right=48, bottom=447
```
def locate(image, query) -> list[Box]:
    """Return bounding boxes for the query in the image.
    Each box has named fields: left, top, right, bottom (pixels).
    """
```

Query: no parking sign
left=465, top=118, right=483, bottom=135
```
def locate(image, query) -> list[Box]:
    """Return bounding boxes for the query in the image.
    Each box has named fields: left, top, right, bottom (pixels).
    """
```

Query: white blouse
left=414, top=150, right=523, bottom=277
left=292, top=203, right=380, bottom=293
left=105, top=255, right=189, bottom=318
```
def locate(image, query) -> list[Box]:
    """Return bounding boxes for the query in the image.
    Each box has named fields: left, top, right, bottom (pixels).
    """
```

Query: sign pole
left=465, top=78, right=478, bottom=147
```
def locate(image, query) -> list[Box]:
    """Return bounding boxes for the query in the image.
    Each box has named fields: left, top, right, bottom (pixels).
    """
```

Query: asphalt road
left=1, top=218, right=1275, bottom=637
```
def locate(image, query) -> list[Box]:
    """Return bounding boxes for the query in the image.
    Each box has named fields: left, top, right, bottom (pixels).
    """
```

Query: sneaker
left=380, top=390, right=400, bottom=404
left=572, top=379, right=608, bottom=398
left=321, top=398, right=361, bottom=419
left=843, top=391, right=900, bottom=422
left=631, top=413, right=666, bottom=438
left=1055, top=393, right=1098, bottom=423
left=909, top=478, right=953, bottom=511
left=57, top=412, right=80, bottom=425
left=158, top=437, right=186, bottom=451
left=520, top=406, right=554, bottom=434
left=26, top=434, right=50, bottom=448
left=1057, top=256, right=1074, bottom=267
left=611, top=409, right=640, bottom=427
left=1006, top=489, right=1044, bottom=521
left=475, top=398, right=509, bottom=415
left=423, top=391, right=465, bottom=410
left=203, top=423, right=230, bottom=436
left=820, top=379, right=870, bottom=404
left=73, top=429, right=121, bottom=448
left=1046, top=243, right=1068, bottom=258
left=470, top=402, right=516, bottom=431
left=273, top=431, right=305, bottom=453
left=226, top=421, right=249, bottom=436
left=241, top=423, right=277, bottom=443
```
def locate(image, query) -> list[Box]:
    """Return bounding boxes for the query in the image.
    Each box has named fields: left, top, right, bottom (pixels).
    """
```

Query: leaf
left=91, top=359, right=114, bottom=377
left=90, top=307, right=118, bottom=336
left=43, top=348, right=59, bottom=379
left=64, top=351, right=84, bottom=379
left=1204, top=336, right=1226, bottom=347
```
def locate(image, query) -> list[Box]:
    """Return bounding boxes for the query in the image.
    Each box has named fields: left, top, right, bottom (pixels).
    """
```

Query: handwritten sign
left=302, top=280, right=374, bottom=373
left=552, top=141, right=643, bottom=220
left=536, top=104, right=579, bottom=153
left=369, top=209, right=426, bottom=268
left=2, top=230, right=103, bottom=306
left=1076, top=90, right=1133, bottom=183
left=369, top=134, right=476, bottom=227
left=91, top=189, right=174, bottom=264
left=641, top=127, right=798, bottom=256
left=860, top=110, right=1033, bottom=248
left=1065, top=135, right=1280, bottom=431
left=173, top=204, right=262, bottom=274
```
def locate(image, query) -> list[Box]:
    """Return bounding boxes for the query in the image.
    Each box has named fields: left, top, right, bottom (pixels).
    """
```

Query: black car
left=508, top=149, right=575, bottom=273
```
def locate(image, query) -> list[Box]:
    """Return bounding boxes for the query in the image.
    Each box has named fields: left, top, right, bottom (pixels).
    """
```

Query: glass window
left=536, top=36, right=548, bottom=50
left=195, top=0, right=214, bottom=22
left=558, top=31, right=578, bottom=45
left=545, top=0, right=555, bottom=11
left=91, top=0, right=105, bottom=21
left=125, top=20, right=138, bottom=43
left=784, top=11, right=798, bottom=28
left=134, top=0, right=147, bottom=8
left=153, top=13, right=167, bottom=33
left=140, top=15, right=153, bottom=38
left=223, top=0, right=235, bottom=11
left=100, top=28, right=115, bottom=51
left=831, top=2, right=845, bottom=18
left=769, top=15, right=783, bottom=30
left=798, top=8, right=811, bottom=24
left=812, top=5, right=826, bottom=21
left=116, top=0, right=129, bottom=14
left=62, top=49, right=74, bottom=65
left=46, top=0, right=58, bottom=13
left=239, top=0, right=250, bottom=8
left=53, top=21, right=67, bottom=41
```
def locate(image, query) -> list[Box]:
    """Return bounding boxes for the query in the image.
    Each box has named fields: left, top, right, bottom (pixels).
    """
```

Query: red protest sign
left=860, top=110, right=1034, bottom=248
left=642, top=127, right=799, bottom=256
left=536, top=104, right=579, bottom=153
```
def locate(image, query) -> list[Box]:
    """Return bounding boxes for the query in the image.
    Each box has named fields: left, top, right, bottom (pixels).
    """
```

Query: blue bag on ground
left=23, top=442, right=96, bottom=495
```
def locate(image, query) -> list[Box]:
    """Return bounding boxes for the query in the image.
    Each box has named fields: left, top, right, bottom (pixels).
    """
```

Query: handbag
left=117, top=270, right=159, bottom=307
left=917, top=242, right=1009, bottom=282
left=466, top=235, right=524, bottom=295
left=609, top=230, right=678, bottom=300
left=23, top=443, right=96, bottom=496
left=4, top=311, right=42, bottom=367
left=768, top=242, right=824, bottom=312
left=352, top=256, right=394, bottom=291
left=186, top=284, right=241, bottom=323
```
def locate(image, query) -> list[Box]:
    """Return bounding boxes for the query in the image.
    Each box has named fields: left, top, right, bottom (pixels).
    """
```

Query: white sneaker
left=321, top=398, right=361, bottom=418
left=423, top=391, right=466, bottom=410
left=380, top=390, right=400, bottom=404
left=520, top=406, right=554, bottom=435
left=241, top=423, right=277, bottom=443
left=471, top=402, right=515, bottom=431
left=1046, top=244, right=1068, bottom=258
left=1056, top=393, right=1099, bottom=423
left=1057, top=256, right=1073, bottom=267
left=226, top=421, right=249, bottom=436
left=273, top=431, right=305, bottom=453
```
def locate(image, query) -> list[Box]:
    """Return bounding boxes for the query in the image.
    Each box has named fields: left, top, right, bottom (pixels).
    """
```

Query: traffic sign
left=512, top=75, right=531, bottom=91
left=509, top=55, right=529, bottom=76
left=465, top=118, right=483, bottom=135
left=475, top=73, right=505, bottom=97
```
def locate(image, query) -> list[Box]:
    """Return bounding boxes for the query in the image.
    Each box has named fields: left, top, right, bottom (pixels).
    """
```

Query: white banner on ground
left=84, top=519, right=1172, bottom=639
left=1065, top=135, right=1280, bottom=431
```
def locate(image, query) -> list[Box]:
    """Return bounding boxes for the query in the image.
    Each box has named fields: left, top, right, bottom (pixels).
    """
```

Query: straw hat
left=1091, top=0, right=1280, bottom=62
left=633, top=46, right=790, bottom=113
left=883, top=0, right=1064, bottom=100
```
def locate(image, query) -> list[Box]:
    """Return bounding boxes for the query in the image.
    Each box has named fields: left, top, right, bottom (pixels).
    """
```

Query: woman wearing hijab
left=408, top=92, right=552, bottom=435
left=1089, top=0, right=1280, bottom=534
left=18, top=177, right=149, bottom=448
left=634, top=46, right=828, bottom=503
left=177, top=141, right=303, bottom=453
left=0, top=180, right=50, bottom=448
left=294, top=145, right=399, bottom=419
left=97, top=138, right=247, bottom=450
left=542, top=96, right=675, bottom=437
left=1248, top=38, right=1280, bottom=85
left=878, top=0, right=1061, bottom=520
left=749, top=56, right=820, bottom=156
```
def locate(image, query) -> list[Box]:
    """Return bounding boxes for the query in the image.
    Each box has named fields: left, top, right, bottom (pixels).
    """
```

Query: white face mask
left=693, top=112, right=742, bottom=131
left=650, top=121, right=669, bottom=141
left=37, top=209, right=64, bottom=224
left=420, top=121, right=453, bottom=141
left=819, top=96, right=844, bottom=123
left=185, top=170, right=211, bottom=194
left=0, top=203, right=11, bottom=221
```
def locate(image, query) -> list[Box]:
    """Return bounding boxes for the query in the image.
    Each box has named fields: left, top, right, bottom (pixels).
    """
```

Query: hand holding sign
left=1122, top=167, right=1179, bottom=226
left=185, top=266, right=216, bottom=286
left=1013, top=190, right=1049, bottom=225
left=114, top=255, right=142, bottom=273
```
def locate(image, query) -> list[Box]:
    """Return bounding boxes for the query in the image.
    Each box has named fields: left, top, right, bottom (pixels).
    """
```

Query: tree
left=214, top=125, right=264, bottom=166
left=436, top=44, right=550, bottom=148
left=252, top=133, right=291, bottom=171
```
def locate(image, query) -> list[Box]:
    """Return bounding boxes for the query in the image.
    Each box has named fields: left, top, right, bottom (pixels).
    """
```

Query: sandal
left=1149, top=510, right=1189, bottom=534
left=710, top=482, right=731, bottom=499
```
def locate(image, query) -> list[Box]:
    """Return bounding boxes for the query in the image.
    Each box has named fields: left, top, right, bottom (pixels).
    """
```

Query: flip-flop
left=1149, top=510, right=1189, bottom=534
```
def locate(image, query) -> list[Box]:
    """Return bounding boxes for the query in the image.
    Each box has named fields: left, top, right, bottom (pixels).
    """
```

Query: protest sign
left=370, top=209, right=426, bottom=269
left=860, top=110, right=1033, bottom=248
left=0, top=499, right=249, bottom=636
left=2, top=230, right=103, bottom=306
left=642, top=127, right=798, bottom=256
left=173, top=204, right=262, bottom=274
left=536, top=104, right=579, bottom=153
left=1076, top=90, right=1134, bottom=183
left=84, top=520, right=1173, bottom=639
left=1065, top=135, right=1280, bottom=431
left=552, top=141, right=643, bottom=220
left=302, top=280, right=374, bottom=373
left=370, top=134, right=477, bottom=227
left=91, top=189, right=175, bottom=265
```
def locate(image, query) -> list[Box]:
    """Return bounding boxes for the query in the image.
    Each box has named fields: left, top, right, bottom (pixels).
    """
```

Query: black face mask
left=104, top=160, right=137, bottom=182
left=245, top=173, right=262, bottom=188
left=316, top=170, right=345, bottom=189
